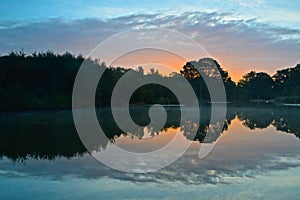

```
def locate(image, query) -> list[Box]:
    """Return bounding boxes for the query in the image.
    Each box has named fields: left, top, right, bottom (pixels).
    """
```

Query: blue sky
left=2, top=0, right=300, bottom=28
left=1, top=0, right=300, bottom=80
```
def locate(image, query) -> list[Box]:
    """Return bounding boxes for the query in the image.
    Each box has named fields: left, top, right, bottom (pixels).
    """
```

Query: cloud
left=0, top=11, right=299, bottom=80
left=229, top=0, right=264, bottom=8
left=1, top=142, right=300, bottom=185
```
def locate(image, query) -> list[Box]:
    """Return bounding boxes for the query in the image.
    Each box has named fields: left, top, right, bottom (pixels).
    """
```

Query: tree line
left=0, top=51, right=299, bottom=111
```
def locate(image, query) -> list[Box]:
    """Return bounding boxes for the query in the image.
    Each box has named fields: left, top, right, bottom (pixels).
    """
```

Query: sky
left=1, top=0, right=300, bottom=81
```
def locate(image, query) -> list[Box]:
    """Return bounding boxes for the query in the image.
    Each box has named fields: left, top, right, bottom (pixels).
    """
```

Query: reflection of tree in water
left=237, top=107, right=300, bottom=139
left=124, top=106, right=181, bottom=138
left=1, top=107, right=300, bottom=162
left=0, top=107, right=181, bottom=162
left=0, top=111, right=87, bottom=162
left=126, top=127, right=159, bottom=139
left=0, top=109, right=124, bottom=162
left=102, top=106, right=235, bottom=143
left=272, top=108, right=300, bottom=138
left=237, top=108, right=274, bottom=129
left=181, top=107, right=236, bottom=143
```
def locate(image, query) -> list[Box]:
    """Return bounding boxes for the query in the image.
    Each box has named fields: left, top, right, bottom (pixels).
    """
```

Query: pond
left=0, top=106, right=300, bottom=199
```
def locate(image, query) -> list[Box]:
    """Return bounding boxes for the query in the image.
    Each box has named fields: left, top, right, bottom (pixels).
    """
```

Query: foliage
left=237, top=71, right=274, bottom=100
left=0, top=51, right=299, bottom=111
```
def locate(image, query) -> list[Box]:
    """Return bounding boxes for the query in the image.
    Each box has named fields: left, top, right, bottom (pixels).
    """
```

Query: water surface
left=1, top=107, right=300, bottom=199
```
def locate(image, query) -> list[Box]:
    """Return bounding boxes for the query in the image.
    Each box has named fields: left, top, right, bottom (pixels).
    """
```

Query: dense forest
left=0, top=51, right=299, bottom=112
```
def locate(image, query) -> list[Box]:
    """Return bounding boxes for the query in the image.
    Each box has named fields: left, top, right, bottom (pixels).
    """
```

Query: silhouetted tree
left=0, top=51, right=299, bottom=111
left=237, top=71, right=274, bottom=100
left=272, top=64, right=300, bottom=103
left=180, top=58, right=236, bottom=102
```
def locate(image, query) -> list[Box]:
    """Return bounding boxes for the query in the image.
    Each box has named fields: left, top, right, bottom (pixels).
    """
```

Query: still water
left=0, top=106, right=300, bottom=199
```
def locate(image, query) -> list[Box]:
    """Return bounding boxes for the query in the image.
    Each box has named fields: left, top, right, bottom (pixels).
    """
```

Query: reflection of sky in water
left=2, top=168, right=300, bottom=199
left=1, top=115, right=300, bottom=199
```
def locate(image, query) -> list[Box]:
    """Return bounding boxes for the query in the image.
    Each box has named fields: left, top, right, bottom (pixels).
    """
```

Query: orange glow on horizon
left=110, top=49, right=277, bottom=83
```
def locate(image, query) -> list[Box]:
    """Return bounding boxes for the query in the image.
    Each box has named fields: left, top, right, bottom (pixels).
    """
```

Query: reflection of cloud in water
left=1, top=117, right=300, bottom=185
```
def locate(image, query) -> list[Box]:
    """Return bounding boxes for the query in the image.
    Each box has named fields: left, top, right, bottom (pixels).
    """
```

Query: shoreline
left=1, top=103, right=300, bottom=115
